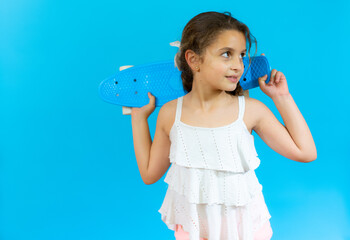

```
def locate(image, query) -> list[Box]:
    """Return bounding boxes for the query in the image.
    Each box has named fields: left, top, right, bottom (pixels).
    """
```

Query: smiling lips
left=226, top=76, right=239, bottom=83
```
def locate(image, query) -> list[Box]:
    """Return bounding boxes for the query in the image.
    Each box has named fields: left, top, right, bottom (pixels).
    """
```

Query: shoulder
left=157, top=98, right=178, bottom=137
left=244, top=96, right=266, bottom=110
left=243, top=96, right=271, bottom=132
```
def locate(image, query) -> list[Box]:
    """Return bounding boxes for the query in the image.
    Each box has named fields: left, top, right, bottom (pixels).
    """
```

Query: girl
left=130, top=11, right=317, bottom=240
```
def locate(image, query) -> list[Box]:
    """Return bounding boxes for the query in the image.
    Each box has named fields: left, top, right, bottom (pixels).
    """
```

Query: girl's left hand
left=258, top=53, right=290, bottom=98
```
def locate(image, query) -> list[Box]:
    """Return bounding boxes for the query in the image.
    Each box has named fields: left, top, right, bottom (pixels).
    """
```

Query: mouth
left=226, top=75, right=239, bottom=83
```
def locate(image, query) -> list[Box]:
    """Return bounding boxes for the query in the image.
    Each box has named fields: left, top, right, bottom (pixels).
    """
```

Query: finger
left=275, top=72, right=280, bottom=83
left=258, top=74, right=268, bottom=87
left=269, top=69, right=278, bottom=85
left=278, top=72, right=286, bottom=84
left=148, top=92, right=155, bottom=105
left=275, top=71, right=283, bottom=84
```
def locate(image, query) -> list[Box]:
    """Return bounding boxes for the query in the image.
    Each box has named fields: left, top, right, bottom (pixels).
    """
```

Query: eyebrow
left=218, top=47, right=247, bottom=52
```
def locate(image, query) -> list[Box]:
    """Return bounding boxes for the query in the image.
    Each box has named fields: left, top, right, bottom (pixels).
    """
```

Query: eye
left=222, top=51, right=246, bottom=59
left=222, top=51, right=231, bottom=58
left=240, top=53, right=246, bottom=59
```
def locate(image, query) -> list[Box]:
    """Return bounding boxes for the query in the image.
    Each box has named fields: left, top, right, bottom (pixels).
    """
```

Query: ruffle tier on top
left=158, top=96, right=271, bottom=240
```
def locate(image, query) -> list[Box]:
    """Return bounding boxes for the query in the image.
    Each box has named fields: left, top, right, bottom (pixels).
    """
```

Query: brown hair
left=175, top=11, right=257, bottom=96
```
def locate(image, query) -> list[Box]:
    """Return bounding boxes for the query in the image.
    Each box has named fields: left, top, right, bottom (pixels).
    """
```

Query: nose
left=230, top=56, right=244, bottom=72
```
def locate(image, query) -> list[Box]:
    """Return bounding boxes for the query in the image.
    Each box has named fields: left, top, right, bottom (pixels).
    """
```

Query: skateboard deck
left=240, top=55, right=271, bottom=90
left=98, top=56, right=271, bottom=108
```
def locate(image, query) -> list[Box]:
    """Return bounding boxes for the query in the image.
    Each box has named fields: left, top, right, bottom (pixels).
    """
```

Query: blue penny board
left=99, top=56, right=271, bottom=107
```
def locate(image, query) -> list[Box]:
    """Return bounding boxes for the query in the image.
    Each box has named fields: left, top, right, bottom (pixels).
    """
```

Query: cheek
left=203, top=59, right=227, bottom=75
left=213, top=64, right=228, bottom=74
left=209, top=60, right=225, bottom=71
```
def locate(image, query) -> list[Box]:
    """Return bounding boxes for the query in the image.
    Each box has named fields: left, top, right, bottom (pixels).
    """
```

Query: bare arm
left=272, top=94, right=317, bottom=161
left=131, top=116, right=152, bottom=184
left=253, top=95, right=317, bottom=162
left=254, top=67, right=317, bottom=163
left=131, top=93, right=172, bottom=185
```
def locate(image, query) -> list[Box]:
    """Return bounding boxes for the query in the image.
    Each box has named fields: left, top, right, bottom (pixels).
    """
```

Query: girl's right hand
left=131, top=92, right=156, bottom=120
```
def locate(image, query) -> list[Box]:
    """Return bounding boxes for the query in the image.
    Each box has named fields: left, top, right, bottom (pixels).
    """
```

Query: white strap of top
left=175, top=95, right=245, bottom=123
left=238, top=95, right=245, bottom=120
left=175, top=96, right=183, bottom=122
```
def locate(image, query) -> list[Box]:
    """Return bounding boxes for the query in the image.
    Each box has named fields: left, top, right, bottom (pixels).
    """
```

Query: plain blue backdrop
left=1, top=0, right=350, bottom=239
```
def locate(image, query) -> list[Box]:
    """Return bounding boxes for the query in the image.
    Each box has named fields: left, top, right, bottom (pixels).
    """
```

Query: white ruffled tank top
left=158, top=95, right=271, bottom=240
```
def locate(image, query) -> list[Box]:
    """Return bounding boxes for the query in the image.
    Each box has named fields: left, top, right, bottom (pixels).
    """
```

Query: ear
left=184, top=49, right=201, bottom=72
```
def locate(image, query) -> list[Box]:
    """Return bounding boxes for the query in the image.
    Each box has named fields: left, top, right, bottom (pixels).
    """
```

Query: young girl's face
left=197, top=30, right=246, bottom=92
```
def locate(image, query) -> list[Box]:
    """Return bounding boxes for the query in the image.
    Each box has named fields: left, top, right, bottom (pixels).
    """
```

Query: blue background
left=1, top=0, right=350, bottom=239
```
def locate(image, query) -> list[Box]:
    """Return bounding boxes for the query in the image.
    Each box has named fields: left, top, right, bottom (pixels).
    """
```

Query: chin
left=223, top=87, right=237, bottom=93
left=227, top=83, right=238, bottom=91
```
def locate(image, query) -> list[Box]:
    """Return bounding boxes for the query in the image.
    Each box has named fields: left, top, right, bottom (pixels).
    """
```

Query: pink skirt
left=174, top=220, right=273, bottom=240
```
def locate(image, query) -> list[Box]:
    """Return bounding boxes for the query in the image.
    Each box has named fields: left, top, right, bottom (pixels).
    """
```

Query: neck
left=186, top=78, right=233, bottom=112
